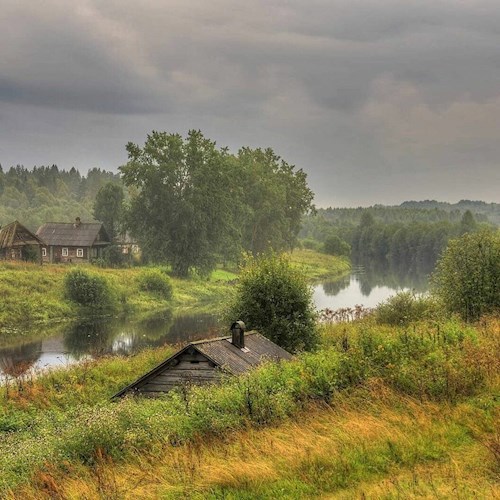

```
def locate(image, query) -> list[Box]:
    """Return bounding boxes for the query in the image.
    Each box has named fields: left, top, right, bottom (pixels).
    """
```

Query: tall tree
left=93, top=182, right=124, bottom=240
left=236, top=147, right=314, bottom=255
left=120, top=130, right=238, bottom=276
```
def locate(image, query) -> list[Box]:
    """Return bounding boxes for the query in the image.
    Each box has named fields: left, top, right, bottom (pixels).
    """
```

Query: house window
left=77, top=248, right=84, bottom=258
left=42, top=248, right=47, bottom=257
left=62, top=248, right=68, bottom=257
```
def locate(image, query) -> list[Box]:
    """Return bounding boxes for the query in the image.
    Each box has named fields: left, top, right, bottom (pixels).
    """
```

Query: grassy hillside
left=0, top=250, right=349, bottom=333
left=1, top=315, right=497, bottom=497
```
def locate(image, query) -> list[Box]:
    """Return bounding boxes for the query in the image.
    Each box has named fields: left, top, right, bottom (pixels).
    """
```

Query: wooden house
left=36, top=217, right=111, bottom=263
left=113, top=322, right=292, bottom=398
left=0, top=220, right=45, bottom=263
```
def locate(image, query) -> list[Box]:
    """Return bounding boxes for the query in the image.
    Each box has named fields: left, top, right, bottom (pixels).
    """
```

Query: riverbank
left=0, top=250, right=350, bottom=334
left=1, top=315, right=498, bottom=496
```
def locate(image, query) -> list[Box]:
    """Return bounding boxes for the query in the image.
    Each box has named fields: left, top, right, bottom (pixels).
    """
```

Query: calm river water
left=0, top=267, right=429, bottom=378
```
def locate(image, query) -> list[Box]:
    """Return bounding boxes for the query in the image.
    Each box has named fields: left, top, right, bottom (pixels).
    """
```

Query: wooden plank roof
left=36, top=222, right=110, bottom=247
left=0, top=221, right=45, bottom=249
left=113, top=332, right=292, bottom=398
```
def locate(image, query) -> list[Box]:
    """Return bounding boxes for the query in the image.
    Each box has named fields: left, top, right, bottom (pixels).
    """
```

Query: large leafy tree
left=120, top=130, right=238, bottom=276
left=236, top=147, right=314, bottom=255
left=93, top=182, right=124, bottom=240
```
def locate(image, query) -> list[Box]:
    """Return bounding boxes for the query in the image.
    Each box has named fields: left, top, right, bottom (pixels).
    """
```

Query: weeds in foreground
left=12, top=384, right=499, bottom=499
left=0, top=317, right=498, bottom=494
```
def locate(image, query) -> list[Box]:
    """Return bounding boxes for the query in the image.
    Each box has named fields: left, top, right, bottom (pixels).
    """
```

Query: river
left=0, top=267, right=429, bottom=379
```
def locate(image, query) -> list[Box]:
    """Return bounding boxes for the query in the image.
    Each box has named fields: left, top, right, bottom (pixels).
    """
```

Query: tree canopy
left=120, top=130, right=314, bottom=276
left=93, top=182, right=124, bottom=240
left=432, top=230, right=500, bottom=321
left=226, top=254, right=318, bottom=353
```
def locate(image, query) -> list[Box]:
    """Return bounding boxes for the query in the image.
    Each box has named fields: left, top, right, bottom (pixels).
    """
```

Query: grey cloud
left=0, top=0, right=499, bottom=205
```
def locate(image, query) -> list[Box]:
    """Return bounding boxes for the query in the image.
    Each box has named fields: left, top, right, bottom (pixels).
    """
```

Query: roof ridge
left=190, top=331, right=258, bottom=345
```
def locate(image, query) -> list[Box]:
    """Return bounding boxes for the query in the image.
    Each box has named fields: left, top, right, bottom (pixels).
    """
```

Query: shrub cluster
left=376, top=291, right=440, bottom=326
left=137, top=269, right=173, bottom=300
left=432, top=230, right=500, bottom=321
left=226, top=254, right=318, bottom=353
left=64, top=269, right=112, bottom=308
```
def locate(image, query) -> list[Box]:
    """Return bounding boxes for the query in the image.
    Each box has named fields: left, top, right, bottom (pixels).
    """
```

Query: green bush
left=323, top=235, right=351, bottom=256
left=376, top=291, right=439, bottom=326
left=64, top=269, right=112, bottom=308
left=226, top=254, right=318, bottom=353
left=101, top=245, right=127, bottom=268
left=300, top=238, right=321, bottom=251
left=431, top=230, right=500, bottom=321
left=137, top=269, right=173, bottom=299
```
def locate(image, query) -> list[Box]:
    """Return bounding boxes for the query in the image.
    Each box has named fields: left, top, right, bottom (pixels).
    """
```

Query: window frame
left=62, top=247, right=69, bottom=257
left=76, top=248, right=84, bottom=258
left=42, top=248, right=47, bottom=257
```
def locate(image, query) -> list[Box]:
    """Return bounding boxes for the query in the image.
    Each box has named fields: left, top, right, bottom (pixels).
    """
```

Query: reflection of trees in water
left=0, top=341, right=42, bottom=377
left=353, top=259, right=429, bottom=294
left=63, top=318, right=119, bottom=359
left=160, top=313, right=221, bottom=344
left=321, top=260, right=429, bottom=301
left=134, top=309, right=174, bottom=341
left=62, top=310, right=220, bottom=359
left=321, top=276, right=351, bottom=296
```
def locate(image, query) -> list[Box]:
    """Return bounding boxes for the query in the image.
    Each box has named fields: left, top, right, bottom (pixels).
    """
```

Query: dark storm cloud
left=1, top=0, right=499, bottom=205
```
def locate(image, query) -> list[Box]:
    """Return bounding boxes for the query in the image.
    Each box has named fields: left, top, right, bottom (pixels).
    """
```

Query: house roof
left=194, top=332, right=292, bottom=374
left=113, top=332, right=292, bottom=398
left=0, top=221, right=45, bottom=249
left=36, top=222, right=110, bottom=247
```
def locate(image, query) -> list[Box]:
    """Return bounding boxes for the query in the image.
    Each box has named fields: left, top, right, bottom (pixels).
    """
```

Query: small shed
left=0, top=220, right=45, bottom=263
left=113, top=324, right=292, bottom=398
left=36, top=218, right=111, bottom=263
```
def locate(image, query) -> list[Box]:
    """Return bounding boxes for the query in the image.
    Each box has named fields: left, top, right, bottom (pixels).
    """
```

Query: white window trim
left=42, top=248, right=47, bottom=257
left=62, top=247, right=68, bottom=257
left=77, top=248, right=84, bottom=257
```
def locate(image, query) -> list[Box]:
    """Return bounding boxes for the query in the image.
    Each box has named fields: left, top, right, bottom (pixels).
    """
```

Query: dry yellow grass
left=11, top=381, right=499, bottom=499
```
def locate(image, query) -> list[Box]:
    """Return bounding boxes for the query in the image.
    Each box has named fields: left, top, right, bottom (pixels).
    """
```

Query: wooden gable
left=120, top=345, right=224, bottom=397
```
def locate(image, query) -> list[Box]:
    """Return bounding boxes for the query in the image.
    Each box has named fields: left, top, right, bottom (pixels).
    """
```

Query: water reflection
left=0, top=341, right=42, bottom=377
left=1, top=264, right=430, bottom=377
left=352, top=260, right=430, bottom=295
left=314, top=265, right=429, bottom=311
left=0, top=310, right=221, bottom=378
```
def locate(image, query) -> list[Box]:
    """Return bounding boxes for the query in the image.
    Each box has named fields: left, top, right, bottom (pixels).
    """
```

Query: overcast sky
left=1, top=0, right=499, bottom=207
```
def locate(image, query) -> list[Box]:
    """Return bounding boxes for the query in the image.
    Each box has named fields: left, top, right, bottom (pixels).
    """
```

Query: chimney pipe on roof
left=230, top=320, right=245, bottom=348
left=75, top=217, right=81, bottom=227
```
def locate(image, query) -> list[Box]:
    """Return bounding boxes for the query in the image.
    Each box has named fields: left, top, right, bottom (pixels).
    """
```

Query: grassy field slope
left=1, top=315, right=497, bottom=498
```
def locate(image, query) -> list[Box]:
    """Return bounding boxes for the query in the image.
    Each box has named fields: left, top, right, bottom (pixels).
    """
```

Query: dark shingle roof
left=0, top=221, right=45, bottom=249
left=36, top=222, right=110, bottom=247
left=194, top=332, right=292, bottom=374
left=113, top=332, right=292, bottom=398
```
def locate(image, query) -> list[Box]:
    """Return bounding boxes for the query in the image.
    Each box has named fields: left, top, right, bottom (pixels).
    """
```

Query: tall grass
left=0, top=316, right=497, bottom=494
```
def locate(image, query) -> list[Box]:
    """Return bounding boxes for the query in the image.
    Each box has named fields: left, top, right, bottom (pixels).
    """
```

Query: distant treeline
left=0, top=164, right=121, bottom=231
left=301, top=203, right=498, bottom=278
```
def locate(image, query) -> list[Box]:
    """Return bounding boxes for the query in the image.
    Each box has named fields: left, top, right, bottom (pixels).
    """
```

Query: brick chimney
left=230, top=320, right=245, bottom=348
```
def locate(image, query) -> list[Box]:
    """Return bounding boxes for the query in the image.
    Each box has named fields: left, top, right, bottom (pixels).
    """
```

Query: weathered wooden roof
left=195, top=332, right=292, bottom=374
left=0, top=221, right=45, bottom=249
left=113, top=332, right=292, bottom=398
left=36, top=222, right=110, bottom=247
